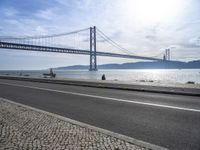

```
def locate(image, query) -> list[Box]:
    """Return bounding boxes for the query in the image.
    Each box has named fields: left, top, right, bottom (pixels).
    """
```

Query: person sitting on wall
left=102, top=74, right=106, bottom=80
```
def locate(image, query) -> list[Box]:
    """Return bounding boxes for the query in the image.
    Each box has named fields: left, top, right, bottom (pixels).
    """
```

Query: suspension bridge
left=0, top=26, right=163, bottom=71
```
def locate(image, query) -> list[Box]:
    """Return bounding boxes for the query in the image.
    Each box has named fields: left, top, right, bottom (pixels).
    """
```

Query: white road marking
left=0, top=82, right=200, bottom=113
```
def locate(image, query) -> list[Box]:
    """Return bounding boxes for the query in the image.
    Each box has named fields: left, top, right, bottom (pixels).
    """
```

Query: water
left=0, top=69, right=200, bottom=86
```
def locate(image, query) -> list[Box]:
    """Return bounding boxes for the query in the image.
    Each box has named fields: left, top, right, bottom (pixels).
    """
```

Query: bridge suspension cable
left=0, top=27, right=90, bottom=41
left=96, top=28, right=136, bottom=55
left=148, top=51, right=164, bottom=59
left=0, top=27, right=90, bottom=51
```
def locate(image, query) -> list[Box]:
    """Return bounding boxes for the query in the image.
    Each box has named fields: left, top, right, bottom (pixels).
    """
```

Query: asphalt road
left=0, top=79, right=200, bottom=150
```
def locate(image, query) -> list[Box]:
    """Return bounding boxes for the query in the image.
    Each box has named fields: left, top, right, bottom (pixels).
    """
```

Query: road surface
left=0, top=79, right=199, bottom=150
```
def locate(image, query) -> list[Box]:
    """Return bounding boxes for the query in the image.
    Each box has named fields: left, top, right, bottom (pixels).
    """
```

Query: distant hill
left=54, top=60, right=200, bottom=70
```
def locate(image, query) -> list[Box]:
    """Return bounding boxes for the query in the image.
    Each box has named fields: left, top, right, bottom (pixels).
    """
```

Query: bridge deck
left=0, top=41, right=161, bottom=61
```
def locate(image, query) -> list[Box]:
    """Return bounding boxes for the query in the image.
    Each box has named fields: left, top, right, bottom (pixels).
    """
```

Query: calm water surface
left=0, top=69, right=200, bottom=85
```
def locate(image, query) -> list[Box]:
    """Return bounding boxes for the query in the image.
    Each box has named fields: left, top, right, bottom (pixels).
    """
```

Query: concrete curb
left=1, top=97, right=168, bottom=150
left=0, top=75, right=200, bottom=97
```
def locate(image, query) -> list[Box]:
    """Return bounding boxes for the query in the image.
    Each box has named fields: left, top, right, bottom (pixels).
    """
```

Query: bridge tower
left=89, top=26, right=97, bottom=71
left=165, top=49, right=170, bottom=61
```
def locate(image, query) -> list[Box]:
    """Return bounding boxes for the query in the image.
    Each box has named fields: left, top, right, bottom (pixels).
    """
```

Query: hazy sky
left=0, top=0, right=200, bottom=70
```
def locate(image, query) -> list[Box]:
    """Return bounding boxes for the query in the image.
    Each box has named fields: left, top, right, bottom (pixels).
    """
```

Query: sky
left=0, top=0, right=200, bottom=70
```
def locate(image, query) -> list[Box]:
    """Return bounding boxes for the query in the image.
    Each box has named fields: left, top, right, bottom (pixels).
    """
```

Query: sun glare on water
left=125, top=0, right=183, bottom=24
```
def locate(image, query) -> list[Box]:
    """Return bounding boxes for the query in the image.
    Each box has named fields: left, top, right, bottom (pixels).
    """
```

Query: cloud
left=35, top=9, right=57, bottom=20
left=180, top=36, right=200, bottom=48
left=189, top=37, right=200, bottom=46
left=176, top=20, right=200, bottom=31
left=145, top=35, right=157, bottom=41
left=35, top=26, right=48, bottom=34
left=2, top=7, right=18, bottom=17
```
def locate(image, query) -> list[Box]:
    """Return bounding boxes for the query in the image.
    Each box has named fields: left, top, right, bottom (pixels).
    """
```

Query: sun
left=125, top=0, right=182, bottom=25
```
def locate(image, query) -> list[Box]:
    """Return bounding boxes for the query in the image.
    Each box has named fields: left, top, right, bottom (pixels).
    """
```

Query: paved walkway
left=0, top=98, right=149, bottom=150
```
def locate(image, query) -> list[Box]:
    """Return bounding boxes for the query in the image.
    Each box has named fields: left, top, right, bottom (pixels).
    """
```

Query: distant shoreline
left=0, top=60, right=200, bottom=71
left=1, top=68, right=200, bottom=71
left=55, top=60, right=200, bottom=70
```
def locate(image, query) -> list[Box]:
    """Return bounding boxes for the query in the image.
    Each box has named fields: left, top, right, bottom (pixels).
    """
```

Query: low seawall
left=0, top=75, right=200, bottom=96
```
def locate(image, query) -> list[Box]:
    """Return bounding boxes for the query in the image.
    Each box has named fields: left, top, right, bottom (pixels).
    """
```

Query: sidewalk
left=0, top=98, right=167, bottom=150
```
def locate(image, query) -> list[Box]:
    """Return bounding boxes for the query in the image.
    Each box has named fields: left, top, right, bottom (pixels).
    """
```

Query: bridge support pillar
left=89, top=26, right=97, bottom=71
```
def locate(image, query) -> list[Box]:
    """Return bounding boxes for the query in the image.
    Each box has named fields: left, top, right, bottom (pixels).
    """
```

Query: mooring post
left=89, top=26, right=97, bottom=71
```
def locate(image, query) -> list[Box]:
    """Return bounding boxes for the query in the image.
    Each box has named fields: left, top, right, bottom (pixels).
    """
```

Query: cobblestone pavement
left=0, top=99, right=147, bottom=150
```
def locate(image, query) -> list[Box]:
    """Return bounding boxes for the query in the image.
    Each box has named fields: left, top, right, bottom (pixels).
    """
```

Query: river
left=0, top=69, right=200, bottom=86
